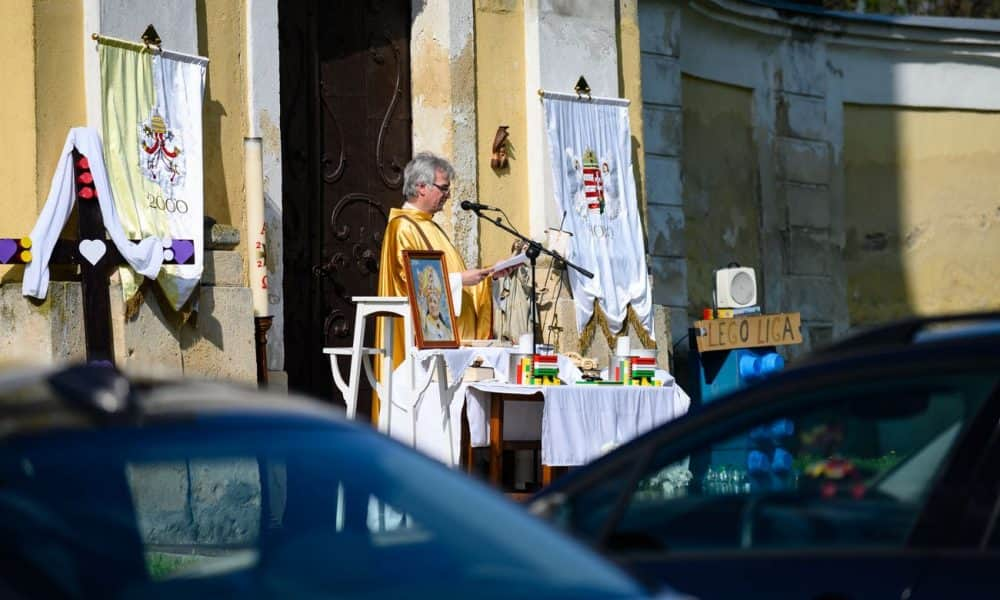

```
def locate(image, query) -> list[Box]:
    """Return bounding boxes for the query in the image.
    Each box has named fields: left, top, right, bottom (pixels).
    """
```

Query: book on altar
left=491, top=252, right=529, bottom=275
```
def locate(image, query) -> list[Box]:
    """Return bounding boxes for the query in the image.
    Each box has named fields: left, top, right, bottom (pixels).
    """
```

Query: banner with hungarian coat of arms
left=542, top=94, right=654, bottom=341
left=98, top=38, right=207, bottom=312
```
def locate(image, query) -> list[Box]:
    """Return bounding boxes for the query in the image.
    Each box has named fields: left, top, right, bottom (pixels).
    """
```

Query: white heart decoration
left=79, top=239, right=107, bottom=266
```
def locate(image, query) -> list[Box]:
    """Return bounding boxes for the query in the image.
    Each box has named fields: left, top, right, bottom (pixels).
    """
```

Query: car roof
left=533, top=312, right=1000, bottom=500
left=803, top=311, right=1000, bottom=362
left=0, top=363, right=346, bottom=438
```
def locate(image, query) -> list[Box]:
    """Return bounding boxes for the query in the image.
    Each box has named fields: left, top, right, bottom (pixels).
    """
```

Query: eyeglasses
left=432, top=183, right=451, bottom=194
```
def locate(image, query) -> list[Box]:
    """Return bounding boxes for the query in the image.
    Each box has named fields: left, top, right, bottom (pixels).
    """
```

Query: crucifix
left=1, top=148, right=193, bottom=364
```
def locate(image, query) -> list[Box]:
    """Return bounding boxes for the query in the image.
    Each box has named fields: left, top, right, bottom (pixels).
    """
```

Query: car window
left=126, top=458, right=263, bottom=580
left=545, top=462, right=639, bottom=543
left=606, top=374, right=995, bottom=553
left=0, top=419, right=643, bottom=599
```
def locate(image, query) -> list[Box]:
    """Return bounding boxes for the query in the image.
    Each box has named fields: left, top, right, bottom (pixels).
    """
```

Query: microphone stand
left=467, top=208, right=593, bottom=360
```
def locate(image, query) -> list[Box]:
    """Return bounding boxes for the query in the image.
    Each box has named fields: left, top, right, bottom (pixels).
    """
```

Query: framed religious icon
left=403, top=250, right=460, bottom=349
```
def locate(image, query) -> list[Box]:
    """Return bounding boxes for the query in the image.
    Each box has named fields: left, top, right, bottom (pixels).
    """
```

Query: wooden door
left=279, top=0, right=411, bottom=408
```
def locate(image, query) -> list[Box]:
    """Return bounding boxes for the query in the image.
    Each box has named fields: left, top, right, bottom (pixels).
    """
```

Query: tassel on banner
left=175, top=284, right=198, bottom=325
left=626, top=306, right=655, bottom=348
left=125, top=279, right=199, bottom=325
left=578, top=301, right=654, bottom=351
left=124, top=282, right=146, bottom=321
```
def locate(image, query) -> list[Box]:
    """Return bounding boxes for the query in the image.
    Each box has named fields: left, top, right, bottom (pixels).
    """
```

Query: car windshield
left=0, top=414, right=643, bottom=599
left=549, top=372, right=996, bottom=555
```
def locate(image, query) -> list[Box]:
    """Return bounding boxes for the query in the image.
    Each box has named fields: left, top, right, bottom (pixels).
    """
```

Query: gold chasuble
left=372, top=208, right=492, bottom=420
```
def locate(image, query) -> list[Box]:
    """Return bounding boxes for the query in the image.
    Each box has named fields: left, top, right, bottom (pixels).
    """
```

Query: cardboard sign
left=695, top=312, right=802, bottom=352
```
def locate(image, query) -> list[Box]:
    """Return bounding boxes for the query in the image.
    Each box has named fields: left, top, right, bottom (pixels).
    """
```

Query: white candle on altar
left=244, top=137, right=269, bottom=317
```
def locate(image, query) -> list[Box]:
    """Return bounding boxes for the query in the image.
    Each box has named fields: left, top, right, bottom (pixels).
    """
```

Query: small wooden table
left=460, top=390, right=560, bottom=489
left=460, top=382, right=687, bottom=491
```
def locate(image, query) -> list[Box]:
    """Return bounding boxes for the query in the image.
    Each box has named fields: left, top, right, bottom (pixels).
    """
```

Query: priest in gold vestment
left=374, top=152, right=495, bottom=420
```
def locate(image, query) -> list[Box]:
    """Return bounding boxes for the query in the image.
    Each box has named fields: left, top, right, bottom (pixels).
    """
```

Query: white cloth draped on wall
left=542, top=93, right=654, bottom=339
left=22, top=128, right=164, bottom=300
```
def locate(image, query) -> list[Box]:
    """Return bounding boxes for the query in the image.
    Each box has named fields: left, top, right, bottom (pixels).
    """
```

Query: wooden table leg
left=541, top=465, right=554, bottom=486
left=489, top=392, right=504, bottom=486
left=460, top=402, right=473, bottom=475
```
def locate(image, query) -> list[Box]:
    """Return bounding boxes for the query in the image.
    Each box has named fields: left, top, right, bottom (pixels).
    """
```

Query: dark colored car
left=0, top=364, right=672, bottom=599
left=529, top=313, right=1000, bottom=599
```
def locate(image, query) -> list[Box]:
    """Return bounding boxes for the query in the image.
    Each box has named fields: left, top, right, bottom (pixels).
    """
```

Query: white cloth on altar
left=467, top=371, right=689, bottom=466
left=539, top=379, right=689, bottom=465
left=384, top=348, right=578, bottom=466
left=411, top=347, right=581, bottom=390
left=384, top=346, right=688, bottom=467
left=23, top=127, right=164, bottom=300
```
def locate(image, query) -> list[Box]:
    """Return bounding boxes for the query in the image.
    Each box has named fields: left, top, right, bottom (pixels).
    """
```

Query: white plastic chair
left=323, top=296, right=413, bottom=429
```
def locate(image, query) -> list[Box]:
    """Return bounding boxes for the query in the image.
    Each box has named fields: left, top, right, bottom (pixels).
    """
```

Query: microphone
left=460, top=200, right=498, bottom=211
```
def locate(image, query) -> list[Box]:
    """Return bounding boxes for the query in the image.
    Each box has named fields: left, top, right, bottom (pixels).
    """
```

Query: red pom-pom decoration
left=77, top=172, right=94, bottom=185
left=76, top=157, right=90, bottom=170
left=78, top=186, right=95, bottom=200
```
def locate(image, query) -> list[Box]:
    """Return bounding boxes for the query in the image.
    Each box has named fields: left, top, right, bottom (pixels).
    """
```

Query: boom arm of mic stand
left=470, top=210, right=593, bottom=280
left=468, top=208, right=593, bottom=358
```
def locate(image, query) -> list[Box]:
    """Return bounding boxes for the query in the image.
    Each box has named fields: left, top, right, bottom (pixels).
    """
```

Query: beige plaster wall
left=1, top=1, right=85, bottom=282
left=0, top=1, right=37, bottom=282
left=681, top=75, right=760, bottom=311
left=198, top=0, right=247, bottom=267
left=35, top=0, right=86, bottom=210
left=844, top=105, right=1000, bottom=324
left=473, top=1, right=646, bottom=266
left=475, top=0, right=529, bottom=264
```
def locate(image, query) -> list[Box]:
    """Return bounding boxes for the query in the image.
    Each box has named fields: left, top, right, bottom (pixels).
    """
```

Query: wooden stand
left=459, top=391, right=561, bottom=499
left=255, top=315, right=273, bottom=387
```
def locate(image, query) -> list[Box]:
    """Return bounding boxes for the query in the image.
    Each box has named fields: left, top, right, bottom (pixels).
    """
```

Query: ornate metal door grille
left=279, top=0, right=411, bottom=408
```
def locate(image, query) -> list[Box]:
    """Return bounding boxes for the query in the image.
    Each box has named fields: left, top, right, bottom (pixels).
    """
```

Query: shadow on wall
left=674, top=58, right=907, bottom=378
left=681, top=75, right=762, bottom=323
left=196, top=0, right=232, bottom=226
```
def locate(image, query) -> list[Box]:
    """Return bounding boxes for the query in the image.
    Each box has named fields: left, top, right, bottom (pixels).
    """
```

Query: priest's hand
left=461, top=267, right=493, bottom=286
left=490, top=251, right=526, bottom=280
left=491, top=264, right=518, bottom=280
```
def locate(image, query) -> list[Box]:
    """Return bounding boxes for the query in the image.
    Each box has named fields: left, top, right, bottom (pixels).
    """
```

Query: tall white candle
left=245, top=137, right=269, bottom=317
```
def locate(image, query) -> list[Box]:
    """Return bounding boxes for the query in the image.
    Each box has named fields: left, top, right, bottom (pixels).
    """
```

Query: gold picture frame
left=403, top=250, right=460, bottom=349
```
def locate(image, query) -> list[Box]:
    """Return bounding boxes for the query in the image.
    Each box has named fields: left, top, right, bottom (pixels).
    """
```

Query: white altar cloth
left=466, top=381, right=689, bottom=466
left=383, top=347, right=689, bottom=467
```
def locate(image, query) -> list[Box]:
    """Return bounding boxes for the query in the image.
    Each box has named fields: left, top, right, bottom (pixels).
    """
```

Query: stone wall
left=111, top=225, right=256, bottom=382
left=127, top=459, right=261, bottom=547
left=640, top=1, right=689, bottom=351
left=638, top=0, right=1000, bottom=357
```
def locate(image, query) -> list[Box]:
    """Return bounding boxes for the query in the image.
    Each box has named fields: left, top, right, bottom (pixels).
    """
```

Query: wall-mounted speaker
left=715, top=267, right=757, bottom=309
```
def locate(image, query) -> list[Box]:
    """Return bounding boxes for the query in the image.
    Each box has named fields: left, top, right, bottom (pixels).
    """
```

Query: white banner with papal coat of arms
left=99, top=38, right=207, bottom=311
left=542, top=93, right=654, bottom=340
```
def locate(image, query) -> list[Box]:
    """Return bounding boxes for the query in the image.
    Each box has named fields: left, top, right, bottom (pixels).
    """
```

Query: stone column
left=767, top=39, right=845, bottom=356
left=639, top=1, right=687, bottom=352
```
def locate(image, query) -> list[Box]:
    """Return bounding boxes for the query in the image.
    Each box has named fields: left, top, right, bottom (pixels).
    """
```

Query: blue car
left=0, top=363, right=680, bottom=599
left=529, top=312, right=1000, bottom=599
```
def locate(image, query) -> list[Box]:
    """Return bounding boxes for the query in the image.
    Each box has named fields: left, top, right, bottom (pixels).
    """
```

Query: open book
left=491, top=252, right=529, bottom=275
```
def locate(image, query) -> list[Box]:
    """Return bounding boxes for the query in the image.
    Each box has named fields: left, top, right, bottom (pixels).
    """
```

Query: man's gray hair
left=403, top=152, right=455, bottom=199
